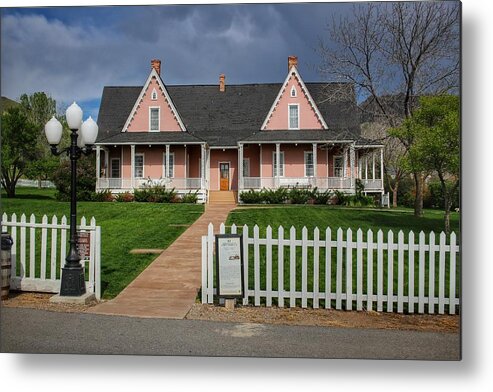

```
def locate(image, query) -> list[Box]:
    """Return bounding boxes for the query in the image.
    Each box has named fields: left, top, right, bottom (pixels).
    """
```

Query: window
left=305, top=152, right=314, bottom=177
left=290, top=86, right=297, bottom=97
left=134, top=154, right=144, bottom=178
left=110, top=158, right=120, bottom=178
left=150, top=107, right=160, bottom=131
left=288, top=104, right=299, bottom=129
left=272, top=151, right=284, bottom=177
left=151, top=88, right=158, bottom=100
left=163, top=152, right=175, bottom=178
left=333, top=156, right=344, bottom=177
left=242, top=158, right=250, bottom=177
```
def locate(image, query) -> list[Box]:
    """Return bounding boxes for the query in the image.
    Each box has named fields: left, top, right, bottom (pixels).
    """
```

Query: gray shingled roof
left=97, top=131, right=204, bottom=145
left=96, top=82, right=361, bottom=146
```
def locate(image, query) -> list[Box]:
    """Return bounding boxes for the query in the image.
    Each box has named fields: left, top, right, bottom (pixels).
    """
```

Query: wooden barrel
left=1, top=233, right=13, bottom=300
left=1, top=249, right=11, bottom=300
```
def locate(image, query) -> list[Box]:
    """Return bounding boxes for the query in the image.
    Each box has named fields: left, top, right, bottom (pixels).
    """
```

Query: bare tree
left=361, top=122, right=406, bottom=208
left=318, top=1, right=460, bottom=216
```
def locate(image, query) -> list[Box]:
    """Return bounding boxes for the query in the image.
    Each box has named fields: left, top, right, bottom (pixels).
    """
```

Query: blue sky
left=1, top=2, right=355, bottom=120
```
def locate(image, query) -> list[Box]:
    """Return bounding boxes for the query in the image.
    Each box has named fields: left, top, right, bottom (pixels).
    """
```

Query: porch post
left=95, top=145, right=101, bottom=191
left=259, top=145, right=263, bottom=186
left=104, top=148, right=109, bottom=178
left=380, top=147, right=384, bottom=182
left=343, top=146, right=348, bottom=178
left=350, top=143, right=355, bottom=190
left=130, top=144, right=135, bottom=188
left=238, top=143, right=244, bottom=190
left=372, top=151, right=376, bottom=180
left=275, top=143, right=280, bottom=188
left=201, top=143, right=206, bottom=189
left=165, top=144, right=170, bottom=179
left=312, top=143, right=317, bottom=185
left=365, top=154, right=368, bottom=180
left=184, top=145, right=188, bottom=183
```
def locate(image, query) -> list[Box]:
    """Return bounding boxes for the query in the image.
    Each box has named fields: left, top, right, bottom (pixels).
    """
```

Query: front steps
left=208, top=191, right=237, bottom=205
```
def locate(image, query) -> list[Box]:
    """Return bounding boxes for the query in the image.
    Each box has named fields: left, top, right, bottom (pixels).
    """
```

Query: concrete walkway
left=89, top=204, right=235, bottom=319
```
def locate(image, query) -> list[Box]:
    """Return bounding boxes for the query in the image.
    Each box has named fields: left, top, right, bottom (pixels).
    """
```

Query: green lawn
left=1, top=187, right=204, bottom=299
left=225, top=205, right=460, bottom=311
left=226, top=205, right=460, bottom=236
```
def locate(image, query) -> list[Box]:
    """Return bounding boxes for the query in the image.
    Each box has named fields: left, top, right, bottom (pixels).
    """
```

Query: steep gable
left=123, top=69, right=185, bottom=132
left=261, top=66, right=328, bottom=130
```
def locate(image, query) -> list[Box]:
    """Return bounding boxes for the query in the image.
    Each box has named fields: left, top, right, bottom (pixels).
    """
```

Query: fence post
left=387, top=230, right=394, bottom=312
left=201, top=235, right=207, bottom=304
left=336, top=228, right=343, bottom=310
left=242, top=225, right=249, bottom=306
left=325, top=227, right=332, bottom=309
left=266, top=225, right=273, bottom=307
left=313, top=227, right=320, bottom=309
left=29, top=214, right=36, bottom=279
left=95, top=224, right=101, bottom=301
left=356, top=229, right=363, bottom=311
left=301, top=226, right=308, bottom=308
left=449, top=232, right=457, bottom=315
left=397, top=230, right=405, bottom=313
left=278, top=226, right=284, bottom=308
left=289, top=226, right=296, bottom=308
left=408, top=231, right=415, bottom=313
left=346, top=228, right=353, bottom=311
left=207, top=223, right=214, bottom=304
left=366, top=229, right=374, bottom=312
left=428, top=232, right=436, bottom=314
left=253, top=225, right=260, bottom=306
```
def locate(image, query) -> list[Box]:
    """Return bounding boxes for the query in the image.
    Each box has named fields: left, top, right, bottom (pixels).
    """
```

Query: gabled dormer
left=122, top=59, right=186, bottom=133
left=261, top=56, right=328, bottom=131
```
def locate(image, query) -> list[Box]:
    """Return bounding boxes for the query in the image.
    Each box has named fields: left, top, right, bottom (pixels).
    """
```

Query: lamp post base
left=59, top=266, right=86, bottom=296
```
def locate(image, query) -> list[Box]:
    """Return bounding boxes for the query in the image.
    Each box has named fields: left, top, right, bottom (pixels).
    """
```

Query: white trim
left=304, top=150, right=314, bottom=177
left=110, top=158, right=120, bottom=178
left=149, top=106, right=160, bottom=132
left=134, top=153, right=145, bottom=179
left=162, top=151, right=175, bottom=178
left=333, top=155, right=344, bottom=178
left=218, top=161, right=231, bottom=190
left=290, top=85, right=297, bottom=97
left=261, top=65, right=328, bottom=130
left=151, top=88, right=158, bottom=100
left=121, top=68, right=187, bottom=132
left=272, top=151, right=285, bottom=177
left=288, top=103, right=300, bottom=130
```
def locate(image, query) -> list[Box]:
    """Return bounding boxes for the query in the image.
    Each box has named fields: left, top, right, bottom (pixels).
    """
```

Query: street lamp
left=44, top=102, right=98, bottom=296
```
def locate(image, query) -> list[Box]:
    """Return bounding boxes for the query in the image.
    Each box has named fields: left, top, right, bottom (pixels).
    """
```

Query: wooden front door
left=219, top=163, right=230, bottom=191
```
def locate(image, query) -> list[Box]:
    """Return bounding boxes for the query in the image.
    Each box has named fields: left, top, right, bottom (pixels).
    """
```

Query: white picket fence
left=1, top=213, right=101, bottom=300
left=202, top=223, right=460, bottom=315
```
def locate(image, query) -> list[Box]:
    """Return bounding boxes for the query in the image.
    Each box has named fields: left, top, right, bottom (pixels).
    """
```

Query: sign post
left=215, top=234, right=244, bottom=308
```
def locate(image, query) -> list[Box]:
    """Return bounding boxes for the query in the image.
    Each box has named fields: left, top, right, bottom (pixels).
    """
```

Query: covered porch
left=95, top=141, right=209, bottom=201
left=238, top=140, right=384, bottom=194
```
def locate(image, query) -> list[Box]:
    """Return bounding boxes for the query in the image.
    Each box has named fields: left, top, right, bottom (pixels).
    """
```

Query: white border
left=134, top=152, right=145, bottom=178
left=162, top=151, right=175, bottom=178
left=288, top=103, right=300, bottom=130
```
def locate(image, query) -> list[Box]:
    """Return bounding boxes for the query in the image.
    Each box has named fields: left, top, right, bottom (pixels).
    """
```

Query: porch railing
left=242, top=177, right=354, bottom=190
left=97, top=177, right=203, bottom=190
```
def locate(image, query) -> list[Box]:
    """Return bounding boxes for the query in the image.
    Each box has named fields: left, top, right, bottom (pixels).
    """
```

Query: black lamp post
left=44, top=102, right=98, bottom=296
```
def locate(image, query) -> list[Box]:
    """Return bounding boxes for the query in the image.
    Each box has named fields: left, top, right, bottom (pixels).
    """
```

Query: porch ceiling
left=239, top=128, right=359, bottom=144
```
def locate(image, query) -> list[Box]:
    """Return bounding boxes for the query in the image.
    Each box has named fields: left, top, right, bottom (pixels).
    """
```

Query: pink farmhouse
left=95, top=57, right=384, bottom=203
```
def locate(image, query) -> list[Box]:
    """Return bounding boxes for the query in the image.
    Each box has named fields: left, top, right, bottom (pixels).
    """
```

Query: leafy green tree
left=19, top=92, right=61, bottom=187
left=391, top=95, right=459, bottom=233
left=0, top=107, right=40, bottom=197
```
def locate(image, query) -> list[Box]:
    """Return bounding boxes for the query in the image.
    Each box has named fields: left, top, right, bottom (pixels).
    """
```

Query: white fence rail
left=1, top=213, right=101, bottom=300
left=202, top=223, right=460, bottom=315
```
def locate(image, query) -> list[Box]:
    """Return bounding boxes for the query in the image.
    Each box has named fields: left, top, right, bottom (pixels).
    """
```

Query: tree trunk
left=413, top=172, right=424, bottom=217
left=4, top=181, right=16, bottom=198
left=392, top=182, right=399, bottom=208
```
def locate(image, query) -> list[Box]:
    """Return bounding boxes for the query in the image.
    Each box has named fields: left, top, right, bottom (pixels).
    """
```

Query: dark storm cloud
left=0, top=3, right=351, bottom=113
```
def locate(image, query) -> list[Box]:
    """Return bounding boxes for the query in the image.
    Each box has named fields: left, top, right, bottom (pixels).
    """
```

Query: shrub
left=239, top=189, right=264, bottom=204
left=91, top=189, right=114, bottom=202
left=115, top=192, right=134, bottom=202
left=181, top=191, right=198, bottom=204
left=333, top=190, right=348, bottom=205
left=426, top=180, right=460, bottom=209
left=288, top=188, right=313, bottom=204
left=262, top=188, right=288, bottom=204
left=134, top=187, right=151, bottom=202
left=313, top=189, right=332, bottom=205
left=52, top=156, right=96, bottom=201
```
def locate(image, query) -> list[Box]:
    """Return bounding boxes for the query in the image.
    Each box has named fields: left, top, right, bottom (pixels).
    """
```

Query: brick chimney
left=219, top=74, right=225, bottom=92
left=288, top=55, right=298, bottom=71
left=151, top=59, right=161, bottom=75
